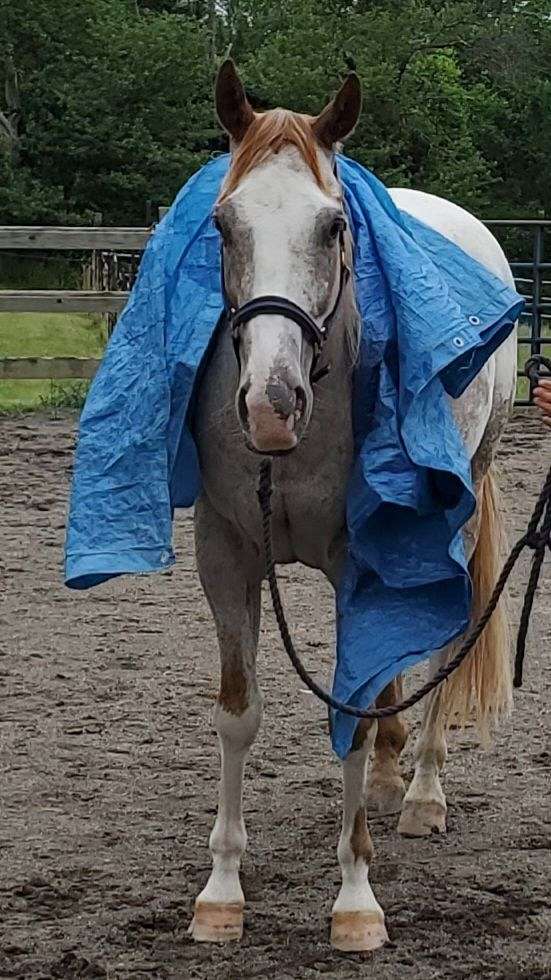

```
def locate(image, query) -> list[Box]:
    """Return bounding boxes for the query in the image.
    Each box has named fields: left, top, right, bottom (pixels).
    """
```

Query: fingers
left=533, top=379, right=551, bottom=418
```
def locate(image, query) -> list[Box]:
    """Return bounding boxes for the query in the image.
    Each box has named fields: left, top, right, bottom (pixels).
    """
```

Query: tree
left=0, top=0, right=549, bottom=223
left=1, top=0, right=216, bottom=222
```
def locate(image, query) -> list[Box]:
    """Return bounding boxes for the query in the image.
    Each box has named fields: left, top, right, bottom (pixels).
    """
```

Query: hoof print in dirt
left=50, top=951, right=107, bottom=978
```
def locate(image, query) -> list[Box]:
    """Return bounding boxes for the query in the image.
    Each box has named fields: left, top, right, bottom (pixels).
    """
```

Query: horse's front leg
left=190, top=496, right=262, bottom=943
left=331, top=719, right=388, bottom=952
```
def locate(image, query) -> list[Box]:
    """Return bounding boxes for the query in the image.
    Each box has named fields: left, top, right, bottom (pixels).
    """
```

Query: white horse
left=190, top=61, right=516, bottom=951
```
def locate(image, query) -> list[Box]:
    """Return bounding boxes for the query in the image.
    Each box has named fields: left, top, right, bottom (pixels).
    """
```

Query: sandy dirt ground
left=0, top=409, right=550, bottom=980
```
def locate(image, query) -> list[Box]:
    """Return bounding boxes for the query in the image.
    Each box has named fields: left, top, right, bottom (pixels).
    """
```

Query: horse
left=189, top=60, right=517, bottom=952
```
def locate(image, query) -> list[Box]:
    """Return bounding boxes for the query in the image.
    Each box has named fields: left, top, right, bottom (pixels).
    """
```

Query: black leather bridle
left=221, top=227, right=350, bottom=384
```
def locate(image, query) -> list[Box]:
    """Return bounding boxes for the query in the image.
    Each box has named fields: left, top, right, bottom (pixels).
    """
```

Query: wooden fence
left=0, top=215, right=549, bottom=391
left=0, top=213, right=169, bottom=382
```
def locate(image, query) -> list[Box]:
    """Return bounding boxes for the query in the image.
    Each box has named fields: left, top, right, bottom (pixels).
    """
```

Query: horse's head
left=214, top=61, right=361, bottom=454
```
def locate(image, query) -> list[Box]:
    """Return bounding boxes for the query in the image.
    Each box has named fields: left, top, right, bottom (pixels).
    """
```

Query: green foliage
left=0, top=254, right=81, bottom=289
left=0, top=0, right=550, bottom=223
left=38, top=380, right=90, bottom=417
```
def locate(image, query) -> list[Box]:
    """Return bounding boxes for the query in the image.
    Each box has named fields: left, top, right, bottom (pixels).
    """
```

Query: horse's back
left=389, top=187, right=514, bottom=286
left=389, top=186, right=517, bottom=458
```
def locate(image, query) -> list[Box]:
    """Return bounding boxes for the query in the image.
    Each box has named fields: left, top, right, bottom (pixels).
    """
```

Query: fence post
left=529, top=224, right=545, bottom=403
left=82, top=212, right=102, bottom=291
left=531, top=224, right=544, bottom=357
left=92, top=212, right=103, bottom=295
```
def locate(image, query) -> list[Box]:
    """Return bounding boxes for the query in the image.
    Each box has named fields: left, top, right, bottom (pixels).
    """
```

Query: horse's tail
left=441, top=464, right=513, bottom=740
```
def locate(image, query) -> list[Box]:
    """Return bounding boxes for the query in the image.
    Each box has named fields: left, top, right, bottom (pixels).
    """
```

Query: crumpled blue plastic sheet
left=64, top=154, right=524, bottom=758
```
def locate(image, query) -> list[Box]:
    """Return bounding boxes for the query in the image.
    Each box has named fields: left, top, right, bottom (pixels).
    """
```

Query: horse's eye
left=216, top=220, right=232, bottom=247
left=328, top=218, right=344, bottom=241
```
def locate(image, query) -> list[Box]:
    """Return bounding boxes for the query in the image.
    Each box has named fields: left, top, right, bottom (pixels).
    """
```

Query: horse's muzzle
left=237, top=376, right=307, bottom=453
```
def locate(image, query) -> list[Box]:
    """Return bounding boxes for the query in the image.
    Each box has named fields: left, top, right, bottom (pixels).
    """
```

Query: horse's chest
left=193, top=342, right=354, bottom=573
left=245, top=427, right=353, bottom=569
left=268, top=477, right=348, bottom=568
left=197, top=440, right=351, bottom=573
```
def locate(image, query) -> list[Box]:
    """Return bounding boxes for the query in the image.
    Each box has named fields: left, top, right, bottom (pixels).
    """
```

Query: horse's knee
left=375, top=715, right=408, bottom=757
left=219, top=660, right=249, bottom=716
left=214, top=631, right=262, bottom=745
left=214, top=689, right=262, bottom=751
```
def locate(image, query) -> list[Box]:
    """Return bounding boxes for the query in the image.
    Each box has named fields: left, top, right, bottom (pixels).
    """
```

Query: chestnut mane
left=219, top=108, right=333, bottom=200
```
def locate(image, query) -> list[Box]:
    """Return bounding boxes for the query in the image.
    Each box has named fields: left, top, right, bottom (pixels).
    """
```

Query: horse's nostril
left=295, top=386, right=306, bottom=419
left=237, top=385, right=250, bottom=429
left=266, top=380, right=297, bottom=419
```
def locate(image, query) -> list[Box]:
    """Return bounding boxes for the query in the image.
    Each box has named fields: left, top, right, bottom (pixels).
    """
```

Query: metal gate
left=485, top=220, right=550, bottom=405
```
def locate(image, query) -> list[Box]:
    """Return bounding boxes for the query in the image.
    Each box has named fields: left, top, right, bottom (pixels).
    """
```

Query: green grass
left=0, top=311, right=548, bottom=412
left=0, top=312, right=107, bottom=411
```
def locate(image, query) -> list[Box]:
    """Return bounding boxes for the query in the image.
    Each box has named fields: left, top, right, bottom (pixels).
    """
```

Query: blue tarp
left=64, top=154, right=523, bottom=758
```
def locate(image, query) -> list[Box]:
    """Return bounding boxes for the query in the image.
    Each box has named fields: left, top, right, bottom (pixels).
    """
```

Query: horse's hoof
left=398, top=800, right=447, bottom=837
left=366, top=777, right=406, bottom=816
left=189, top=901, right=244, bottom=942
left=331, top=910, right=388, bottom=953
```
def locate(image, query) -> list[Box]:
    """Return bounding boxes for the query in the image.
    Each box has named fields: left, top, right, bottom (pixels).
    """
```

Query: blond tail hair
left=441, top=465, right=513, bottom=741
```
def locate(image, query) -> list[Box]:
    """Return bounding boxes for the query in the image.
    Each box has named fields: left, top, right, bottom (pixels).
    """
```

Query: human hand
left=533, top=378, right=551, bottom=428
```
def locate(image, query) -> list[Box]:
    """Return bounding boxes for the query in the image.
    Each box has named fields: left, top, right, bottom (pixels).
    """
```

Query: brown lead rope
left=257, top=458, right=551, bottom=720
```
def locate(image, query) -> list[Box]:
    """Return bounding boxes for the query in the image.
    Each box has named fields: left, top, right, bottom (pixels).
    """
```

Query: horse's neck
left=296, top=279, right=357, bottom=485
left=317, top=277, right=358, bottom=404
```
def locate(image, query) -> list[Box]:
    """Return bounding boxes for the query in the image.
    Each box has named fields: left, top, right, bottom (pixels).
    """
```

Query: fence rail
left=0, top=221, right=157, bottom=379
left=0, top=289, right=128, bottom=314
left=0, top=226, right=152, bottom=251
left=0, top=356, right=101, bottom=381
left=0, top=217, right=549, bottom=391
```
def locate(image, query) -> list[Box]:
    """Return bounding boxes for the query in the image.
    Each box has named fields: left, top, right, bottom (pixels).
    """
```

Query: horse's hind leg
left=331, top=719, right=388, bottom=952
left=397, top=658, right=448, bottom=837
left=189, top=496, right=262, bottom=943
left=366, top=676, right=408, bottom=815
left=398, top=467, right=512, bottom=837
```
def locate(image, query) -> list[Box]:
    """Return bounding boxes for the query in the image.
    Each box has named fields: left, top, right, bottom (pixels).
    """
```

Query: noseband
left=221, top=229, right=350, bottom=384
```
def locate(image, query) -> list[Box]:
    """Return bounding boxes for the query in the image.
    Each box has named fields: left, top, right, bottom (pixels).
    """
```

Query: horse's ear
left=312, top=73, right=362, bottom=149
left=216, top=59, right=255, bottom=143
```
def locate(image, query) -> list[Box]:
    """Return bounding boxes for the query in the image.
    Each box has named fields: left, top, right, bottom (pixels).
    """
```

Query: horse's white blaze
left=228, top=147, right=343, bottom=450
left=231, top=147, right=340, bottom=303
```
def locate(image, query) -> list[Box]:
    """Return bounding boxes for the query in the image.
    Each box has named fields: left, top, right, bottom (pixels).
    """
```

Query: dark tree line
left=1, top=0, right=550, bottom=224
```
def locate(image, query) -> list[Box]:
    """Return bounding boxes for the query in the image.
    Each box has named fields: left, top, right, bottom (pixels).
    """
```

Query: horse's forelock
left=219, top=109, right=333, bottom=201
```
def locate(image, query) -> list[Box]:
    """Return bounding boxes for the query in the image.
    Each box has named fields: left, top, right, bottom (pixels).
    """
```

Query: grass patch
left=0, top=379, right=91, bottom=414
left=0, top=311, right=547, bottom=412
left=0, top=311, right=107, bottom=357
left=0, top=312, right=106, bottom=411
